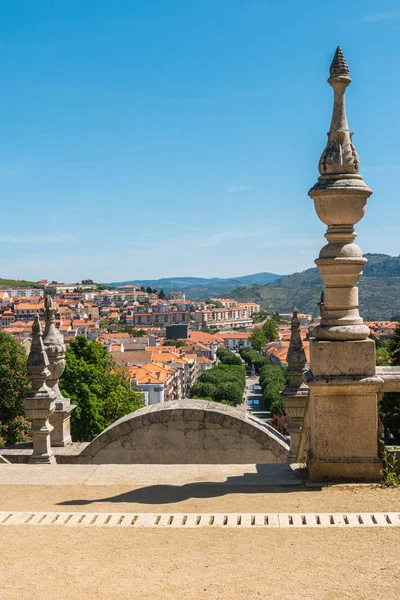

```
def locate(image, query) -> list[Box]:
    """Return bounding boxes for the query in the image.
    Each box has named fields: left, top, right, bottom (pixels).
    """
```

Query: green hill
left=229, top=254, right=400, bottom=320
left=108, top=272, right=282, bottom=299
left=0, top=278, right=35, bottom=289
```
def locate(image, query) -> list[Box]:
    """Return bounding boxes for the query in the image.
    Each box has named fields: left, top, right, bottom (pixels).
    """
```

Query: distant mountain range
left=229, top=254, right=400, bottom=320
left=108, top=272, right=282, bottom=299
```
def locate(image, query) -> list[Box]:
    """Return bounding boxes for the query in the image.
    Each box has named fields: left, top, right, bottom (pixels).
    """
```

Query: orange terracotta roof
left=189, top=331, right=224, bottom=345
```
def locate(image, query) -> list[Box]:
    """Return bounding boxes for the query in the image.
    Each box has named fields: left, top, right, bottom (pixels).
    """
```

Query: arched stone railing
left=77, top=400, right=289, bottom=464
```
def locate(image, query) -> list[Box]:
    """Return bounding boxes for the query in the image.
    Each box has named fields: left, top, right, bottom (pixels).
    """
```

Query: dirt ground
left=0, top=526, right=399, bottom=600
left=1, top=483, right=400, bottom=513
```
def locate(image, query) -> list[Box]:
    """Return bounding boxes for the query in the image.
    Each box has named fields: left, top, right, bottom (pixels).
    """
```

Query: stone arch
left=78, top=400, right=289, bottom=464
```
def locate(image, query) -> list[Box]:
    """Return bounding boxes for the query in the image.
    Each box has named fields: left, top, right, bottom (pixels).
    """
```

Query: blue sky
left=1, top=1, right=400, bottom=282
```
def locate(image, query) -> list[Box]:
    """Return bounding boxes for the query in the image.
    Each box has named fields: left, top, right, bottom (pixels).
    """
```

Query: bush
left=270, top=414, right=290, bottom=436
left=0, top=415, right=31, bottom=446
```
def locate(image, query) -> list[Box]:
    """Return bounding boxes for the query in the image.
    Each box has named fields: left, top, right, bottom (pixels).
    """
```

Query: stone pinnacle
left=329, top=46, right=349, bottom=78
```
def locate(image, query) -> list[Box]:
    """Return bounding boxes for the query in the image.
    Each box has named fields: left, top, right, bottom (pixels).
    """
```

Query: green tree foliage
left=380, top=323, right=400, bottom=443
left=59, top=336, right=144, bottom=442
left=259, top=364, right=287, bottom=414
left=158, top=289, right=166, bottom=300
left=0, top=332, right=30, bottom=435
left=214, top=381, right=243, bottom=406
left=216, top=347, right=242, bottom=365
left=239, top=347, right=269, bottom=373
left=190, top=364, right=245, bottom=407
left=190, top=382, right=217, bottom=400
left=262, top=317, right=279, bottom=342
left=249, top=327, right=267, bottom=351
left=252, top=310, right=270, bottom=324
left=146, top=286, right=153, bottom=294
left=121, top=327, right=147, bottom=337
left=163, top=339, right=186, bottom=348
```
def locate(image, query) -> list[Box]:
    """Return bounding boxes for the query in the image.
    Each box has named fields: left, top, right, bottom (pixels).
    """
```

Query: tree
left=190, top=382, right=217, bottom=400
left=189, top=364, right=246, bottom=407
left=0, top=332, right=30, bottom=447
left=262, top=318, right=279, bottom=342
left=214, top=382, right=243, bottom=406
left=163, top=339, right=186, bottom=348
left=146, top=286, right=153, bottom=294
left=121, top=326, right=147, bottom=337
left=259, top=363, right=287, bottom=413
left=249, top=327, right=267, bottom=351
left=216, top=348, right=242, bottom=366
left=158, top=289, right=166, bottom=300
left=59, top=336, right=143, bottom=441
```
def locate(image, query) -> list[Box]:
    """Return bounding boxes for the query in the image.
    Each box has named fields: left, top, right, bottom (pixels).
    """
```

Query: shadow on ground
left=57, top=464, right=321, bottom=506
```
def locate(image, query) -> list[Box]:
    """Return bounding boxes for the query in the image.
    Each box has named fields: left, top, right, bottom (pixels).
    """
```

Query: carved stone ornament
left=43, top=295, right=69, bottom=410
left=23, top=315, right=56, bottom=464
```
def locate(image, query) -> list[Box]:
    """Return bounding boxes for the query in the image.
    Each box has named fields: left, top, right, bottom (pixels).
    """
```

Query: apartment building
left=133, top=311, right=190, bottom=327
left=195, top=307, right=252, bottom=328
left=218, top=331, right=252, bottom=351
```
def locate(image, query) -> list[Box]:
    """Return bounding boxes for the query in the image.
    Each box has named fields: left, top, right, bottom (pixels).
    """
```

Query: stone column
left=23, top=315, right=56, bottom=464
left=282, top=309, right=309, bottom=461
left=43, top=296, right=75, bottom=446
left=307, top=47, right=381, bottom=480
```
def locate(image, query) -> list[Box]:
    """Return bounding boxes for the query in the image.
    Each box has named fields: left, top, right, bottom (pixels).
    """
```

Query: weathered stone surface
left=310, top=338, right=376, bottom=377
left=77, top=400, right=289, bottom=464
left=306, top=48, right=381, bottom=481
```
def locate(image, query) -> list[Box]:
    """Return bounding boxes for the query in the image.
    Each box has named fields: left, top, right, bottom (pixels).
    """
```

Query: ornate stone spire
left=309, top=47, right=372, bottom=341
left=282, top=308, right=309, bottom=461
left=318, top=46, right=359, bottom=177
left=43, top=295, right=75, bottom=447
left=43, top=295, right=68, bottom=408
left=286, top=308, right=307, bottom=387
left=23, top=315, right=56, bottom=463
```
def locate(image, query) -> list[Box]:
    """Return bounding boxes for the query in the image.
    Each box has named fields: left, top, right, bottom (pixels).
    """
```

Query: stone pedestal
left=24, top=316, right=57, bottom=465
left=50, top=404, right=75, bottom=447
left=308, top=338, right=381, bottom=480
left=306, top=48, right=381, bottom=481
left=282, top=388, right=309, bottom=461
left=281, top=308, right=309, bottom=462
left=30, top=417, right=56, bottom=464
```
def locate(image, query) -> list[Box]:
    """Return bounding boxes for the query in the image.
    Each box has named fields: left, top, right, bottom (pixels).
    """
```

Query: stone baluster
left=307, top=47, right=381, bottom=480
left=43, top=296, right=75, bottom=446
left=23, top=315, right=56, bottom=464
left=282, top=308, right=309, bottom=461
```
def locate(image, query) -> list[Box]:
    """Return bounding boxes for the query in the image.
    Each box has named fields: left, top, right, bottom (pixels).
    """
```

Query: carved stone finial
left=318, top=46, right=359, bottom=177
left=24, top=315, right=56, bottom=464
left=309, top=48, right=372, bottom=342
left=282, top=308, right=309, bottom=461
left=286, top=308, right=307, bottom=387
left=329, top=46, right=349, bottom=77
left=43, top=294, right=75, bottom=447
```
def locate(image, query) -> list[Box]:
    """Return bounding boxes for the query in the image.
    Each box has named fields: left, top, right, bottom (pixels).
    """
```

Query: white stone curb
left=0, top=511, right=399, bottom=528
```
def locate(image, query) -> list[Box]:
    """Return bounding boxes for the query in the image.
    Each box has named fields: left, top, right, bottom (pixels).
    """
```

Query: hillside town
left=1, top=278, right=399, bottom=410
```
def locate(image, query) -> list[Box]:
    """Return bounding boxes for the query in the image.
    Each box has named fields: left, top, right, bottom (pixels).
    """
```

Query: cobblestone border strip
left=0, top=511, right=399, bottom=528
